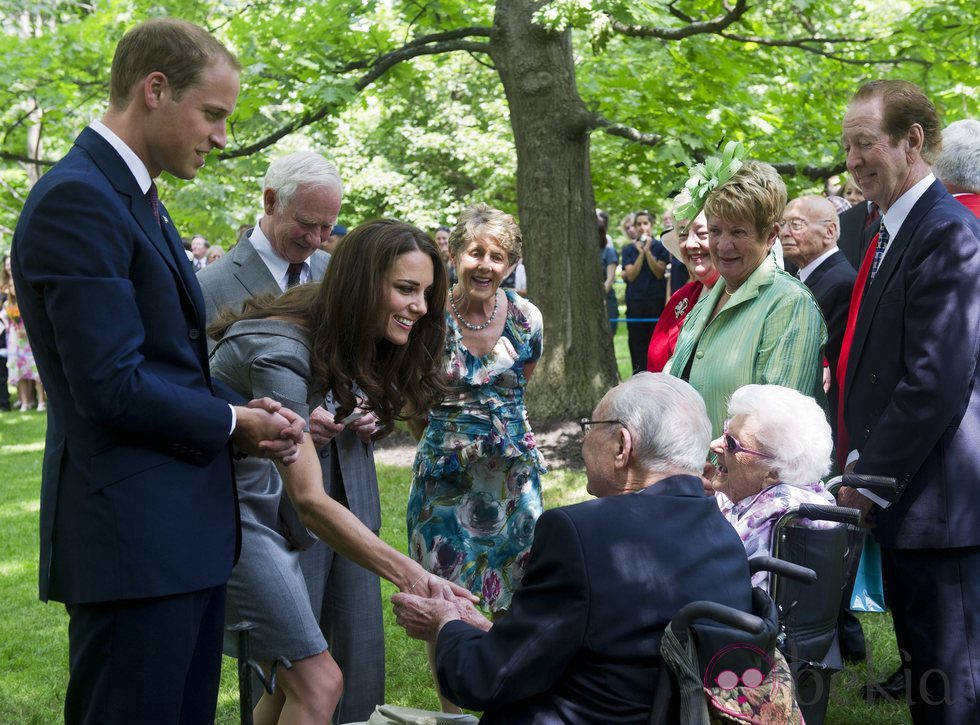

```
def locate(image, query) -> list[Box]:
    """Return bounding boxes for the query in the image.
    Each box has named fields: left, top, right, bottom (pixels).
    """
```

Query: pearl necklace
left=450, top=287, right=499, bottom=331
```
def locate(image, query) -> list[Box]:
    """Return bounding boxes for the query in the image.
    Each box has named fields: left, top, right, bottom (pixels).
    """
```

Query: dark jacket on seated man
left=436, top=473, right=751, bottom=724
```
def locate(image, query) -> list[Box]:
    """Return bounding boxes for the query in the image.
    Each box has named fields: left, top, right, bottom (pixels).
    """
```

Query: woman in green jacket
left=668, top=160, right=827, bottom=436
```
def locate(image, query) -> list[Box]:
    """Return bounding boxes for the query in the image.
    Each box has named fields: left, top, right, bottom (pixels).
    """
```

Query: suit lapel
left=845, top=182, right=943, bottom=395
left=231, top=237, right=280, bottom=298
left=76, top=129, right=184, bottom=278
left=75, top=128, right=207, bottom=338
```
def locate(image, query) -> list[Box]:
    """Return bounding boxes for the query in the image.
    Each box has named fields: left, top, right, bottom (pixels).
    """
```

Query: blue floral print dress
left=407, top=290, right=546, bottom=612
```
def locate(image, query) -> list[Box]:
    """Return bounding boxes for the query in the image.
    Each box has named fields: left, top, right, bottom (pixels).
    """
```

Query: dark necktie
left=287, top=262, right=304, bottom=288
left=869, top=223, right=890, bottom=281
left=146, top=182, right=161, bottom=228
left=864, top=202, right=880, bottom=231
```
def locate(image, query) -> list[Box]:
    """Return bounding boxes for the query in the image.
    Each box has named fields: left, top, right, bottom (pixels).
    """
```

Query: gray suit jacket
left=199, top=234, right=329, bottom=350
left=199, top=233, right=380, bottom=530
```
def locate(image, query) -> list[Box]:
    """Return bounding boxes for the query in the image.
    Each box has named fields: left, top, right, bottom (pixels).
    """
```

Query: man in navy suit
left=392, top=373, right=752, bottom=724
left=837, top=80, right=980, bottom=723
left=12, top=19, right=304, bottom=724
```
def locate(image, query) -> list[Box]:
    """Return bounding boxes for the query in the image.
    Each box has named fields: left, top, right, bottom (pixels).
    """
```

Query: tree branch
left=609, top=0, right=749, bottom=40
left=717, top=31, right=931, bottom=66
left=591, top=114, right=663, bottom=146
left=220, top=32, right=492, bottom=159
left=592, top=115, right=845, bottom=180
left=0, top=150, right=55, bottom=166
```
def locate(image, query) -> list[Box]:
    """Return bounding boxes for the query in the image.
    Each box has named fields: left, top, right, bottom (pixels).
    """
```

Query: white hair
left=262, top=151, right=343, bottom=211
left=934, top=119, right=980, bottom=194
left=604, top=372, right=711, bottom=474
left=727, top=384, right=831, bottom=486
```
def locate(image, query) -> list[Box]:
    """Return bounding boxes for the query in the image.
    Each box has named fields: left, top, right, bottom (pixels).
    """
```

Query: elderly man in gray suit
left=199, top=150, right=385, bottom=723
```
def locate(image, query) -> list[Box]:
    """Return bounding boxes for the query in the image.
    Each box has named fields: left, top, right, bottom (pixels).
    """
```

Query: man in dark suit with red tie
left=837, top=80, right=980, bottom=723
left=12, top=19, right=304, bottom=724
left=934, top=119, right=980, bottom=218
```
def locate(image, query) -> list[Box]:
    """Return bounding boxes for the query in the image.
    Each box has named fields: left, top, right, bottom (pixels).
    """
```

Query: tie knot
left=286, top=261, right=305, bottom=288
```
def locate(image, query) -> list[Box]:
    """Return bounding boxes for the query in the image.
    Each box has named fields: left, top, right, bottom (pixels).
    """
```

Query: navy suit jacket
left=435, top=475, right=752, bottom=724
left=803, top=249, right=856, bottom=431
left=12, top=127, right=240, bottom=604
left=844, top=180, right=980, bottom=548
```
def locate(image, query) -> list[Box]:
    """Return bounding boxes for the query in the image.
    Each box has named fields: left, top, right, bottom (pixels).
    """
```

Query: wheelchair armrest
left=749, top=555, right=817, bottom=584
left=790, top=504, right=861, bottom=527
left=669, top=601, right=766, bottom=636
left=826, top=474, right=898, bottom=496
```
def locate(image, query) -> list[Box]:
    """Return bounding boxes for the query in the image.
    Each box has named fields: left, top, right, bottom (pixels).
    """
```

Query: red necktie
left=835, top=231, right=880, bottom=469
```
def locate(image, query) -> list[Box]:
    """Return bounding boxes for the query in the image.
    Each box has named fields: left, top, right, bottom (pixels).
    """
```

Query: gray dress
left=209, top=318, right=325, bottom=661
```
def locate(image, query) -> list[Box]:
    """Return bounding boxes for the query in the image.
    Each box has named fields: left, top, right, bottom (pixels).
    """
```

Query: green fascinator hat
left=674, top=141, right=749, bottom=224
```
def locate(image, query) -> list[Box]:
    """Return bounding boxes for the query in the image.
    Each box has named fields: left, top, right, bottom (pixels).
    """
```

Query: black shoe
left=860, top=667, right=907, bottom=702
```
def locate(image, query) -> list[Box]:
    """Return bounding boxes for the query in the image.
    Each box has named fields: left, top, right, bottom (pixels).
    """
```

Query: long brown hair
left=209, top=219, right=448, bottom=436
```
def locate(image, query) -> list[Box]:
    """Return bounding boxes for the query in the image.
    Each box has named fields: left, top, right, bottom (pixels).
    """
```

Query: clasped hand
left=309, top=404, right=380, bottom=446
left=392, top=585, right=490, bottom=643
left=232, top=397, right=305, bottom=464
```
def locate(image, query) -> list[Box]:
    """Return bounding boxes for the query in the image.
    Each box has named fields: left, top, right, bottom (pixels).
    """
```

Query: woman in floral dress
left=2, top=254, right=44, bottom=411
left=407, top=203, right=545, bottom=709
left=408, top=202, right=545, bottom=611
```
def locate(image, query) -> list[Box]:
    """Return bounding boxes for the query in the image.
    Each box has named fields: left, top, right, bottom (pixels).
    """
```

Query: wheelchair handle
left=792, top=504, right=862, bottom=527
left=826, top=474, right=898, bottom=495
left=669, top=601, right=766, bottom=636
left=749, top=555, right=817, bottom=584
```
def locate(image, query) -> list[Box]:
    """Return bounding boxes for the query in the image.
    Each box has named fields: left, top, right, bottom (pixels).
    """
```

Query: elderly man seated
left=392, top=373, right=752, bottom=724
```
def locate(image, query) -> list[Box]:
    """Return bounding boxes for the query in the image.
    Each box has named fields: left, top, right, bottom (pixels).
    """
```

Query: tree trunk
left=490, top=0, right=620, bottom=420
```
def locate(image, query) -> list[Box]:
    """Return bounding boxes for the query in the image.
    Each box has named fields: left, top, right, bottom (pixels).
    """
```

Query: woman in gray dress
left=209, top=219, right=471, bottom=725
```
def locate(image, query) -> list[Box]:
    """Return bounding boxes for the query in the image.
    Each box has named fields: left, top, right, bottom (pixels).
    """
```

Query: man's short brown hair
left=853, top=80, right=942, bottom=163
left=109, top=18, right=241, bottom=109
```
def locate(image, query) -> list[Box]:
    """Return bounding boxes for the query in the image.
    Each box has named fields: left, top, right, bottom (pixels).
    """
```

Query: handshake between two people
left=392, top=584, right=491, bottom=643
left=230, top=397, right=383, bottom=465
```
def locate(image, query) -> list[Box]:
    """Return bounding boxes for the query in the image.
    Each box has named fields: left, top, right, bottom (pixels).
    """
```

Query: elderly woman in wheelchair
left=708, top=384, right=839, bottom=590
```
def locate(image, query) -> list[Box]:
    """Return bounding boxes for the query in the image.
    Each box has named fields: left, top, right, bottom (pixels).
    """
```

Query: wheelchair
left=649, top=557, right=815, bottom=724
left=650, top=473, right=897, bottom=724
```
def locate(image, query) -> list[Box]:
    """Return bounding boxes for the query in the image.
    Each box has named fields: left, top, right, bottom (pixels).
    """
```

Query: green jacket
left=667, top=254, right=827, bottom=436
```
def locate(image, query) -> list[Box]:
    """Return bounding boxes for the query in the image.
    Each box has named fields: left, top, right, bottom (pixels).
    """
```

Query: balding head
left=779, top=195, right=839, bottom=268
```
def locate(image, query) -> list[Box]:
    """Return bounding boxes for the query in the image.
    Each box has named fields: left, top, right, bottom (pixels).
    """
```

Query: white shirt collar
left=798, top=246, right=839, bottom=283
left=248, top=219, right=307, bottom=292
left=89, top=120, right=152, bottom=194
left=882, top=173, right=936, bottom=240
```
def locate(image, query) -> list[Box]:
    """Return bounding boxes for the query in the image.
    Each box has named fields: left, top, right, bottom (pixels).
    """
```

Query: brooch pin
left=675, top=298, right=689, bottom=318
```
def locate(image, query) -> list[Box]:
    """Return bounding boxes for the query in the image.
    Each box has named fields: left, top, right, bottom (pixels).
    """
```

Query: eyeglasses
left=578, top=418, right=625, bottom=435
left=778, top=218, right=832, bottom=232
left=722, top=420, right=775, bottom=460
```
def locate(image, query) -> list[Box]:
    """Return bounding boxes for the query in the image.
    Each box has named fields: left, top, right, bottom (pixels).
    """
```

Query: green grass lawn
left=0, top=386, right=910, bottom=724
